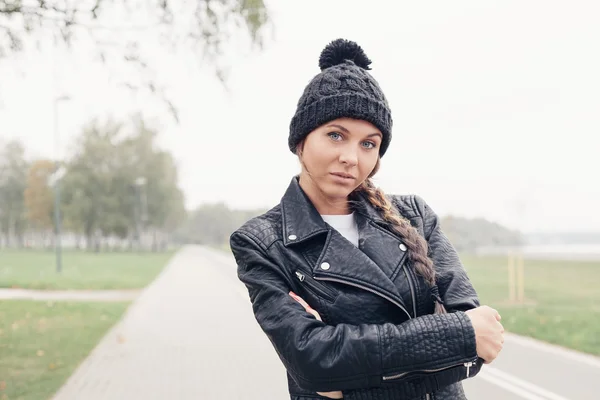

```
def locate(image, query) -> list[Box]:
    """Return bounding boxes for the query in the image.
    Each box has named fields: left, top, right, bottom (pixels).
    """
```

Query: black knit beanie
left=289, top=39, right=393, bottom=157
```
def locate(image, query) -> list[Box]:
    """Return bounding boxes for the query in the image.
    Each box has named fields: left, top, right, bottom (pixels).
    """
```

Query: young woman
left=230, top=38, right=504, bottom=400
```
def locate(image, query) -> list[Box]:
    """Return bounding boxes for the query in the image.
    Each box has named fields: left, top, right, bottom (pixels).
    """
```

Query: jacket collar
left=281, top=176, right=328, bottom=246
left=280, top=176, right=412, bottom=317
left=281, top=176, right=387, bottom=246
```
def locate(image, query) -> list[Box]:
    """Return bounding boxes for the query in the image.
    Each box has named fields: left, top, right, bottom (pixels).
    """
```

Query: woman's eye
left=328, top=132, right=342, bottom=141
left=362, top=141, right=376, bottom=149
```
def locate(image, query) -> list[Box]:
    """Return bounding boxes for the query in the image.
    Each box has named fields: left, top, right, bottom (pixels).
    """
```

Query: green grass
left=0, top=300, right=130, bottom=400
left=0, top=250, right=175, bottom=290
left=461, top=254, right=600, bottom=356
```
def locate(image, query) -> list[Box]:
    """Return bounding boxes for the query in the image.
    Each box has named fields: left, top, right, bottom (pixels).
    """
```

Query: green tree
left=0, top=139, right=29, bottom=247
left=61, top=119, right=121, bottom=250
left=440, top=215, right=523, bottom=252
left=61, top=116, right=186, bottom=251
left=111, top=117, right=187, bottom=249
left=23, top=159, right=55, bottom=244
left=174, top=202, right=265, bottom=247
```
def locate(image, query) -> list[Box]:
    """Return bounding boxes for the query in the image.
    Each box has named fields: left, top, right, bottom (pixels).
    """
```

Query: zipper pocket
left=314, top=275, right=412, bottom=320
left=295, top=271, right=337, bottom=302
left=382, top=357, right=479, bottom=381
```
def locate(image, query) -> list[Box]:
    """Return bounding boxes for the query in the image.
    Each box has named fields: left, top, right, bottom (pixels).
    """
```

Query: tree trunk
left=151, top=228, right=157, bottom=252
left=7, top=212, right=14, bottom=248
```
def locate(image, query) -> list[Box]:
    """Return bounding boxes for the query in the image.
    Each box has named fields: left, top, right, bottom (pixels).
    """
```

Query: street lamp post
left=134, top=177, right=147, bottom=250
left=53, top=94, right=70, bottom=273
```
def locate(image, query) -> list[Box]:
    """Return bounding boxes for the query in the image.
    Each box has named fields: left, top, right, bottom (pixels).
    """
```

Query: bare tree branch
left=0, top=0, right=271, bottom=120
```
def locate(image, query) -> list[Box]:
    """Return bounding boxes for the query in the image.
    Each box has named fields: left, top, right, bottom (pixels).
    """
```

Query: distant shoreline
left=473, top=244, right=600, bottom=261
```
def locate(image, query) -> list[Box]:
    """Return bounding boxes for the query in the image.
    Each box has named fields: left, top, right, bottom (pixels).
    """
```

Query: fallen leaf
left=0, top=380, right=6, bottom=390
left=48, top=363, right=56, bottom=370
left=37, top=350, right=45, bottom=357
left=117, top=334, right=126, bottom=344
left=11, top=323, right=18, bottom=330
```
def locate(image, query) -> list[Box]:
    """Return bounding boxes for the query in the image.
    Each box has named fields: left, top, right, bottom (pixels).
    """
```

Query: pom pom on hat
left=318, top=38, right=372, bottom=71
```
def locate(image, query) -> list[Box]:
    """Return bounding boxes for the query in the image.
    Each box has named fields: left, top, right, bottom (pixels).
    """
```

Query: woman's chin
left=319, top=182, right=355, bottom=200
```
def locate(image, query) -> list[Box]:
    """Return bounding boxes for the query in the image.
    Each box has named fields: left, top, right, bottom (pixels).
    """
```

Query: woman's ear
left=296, top=141, right=304, bottom=158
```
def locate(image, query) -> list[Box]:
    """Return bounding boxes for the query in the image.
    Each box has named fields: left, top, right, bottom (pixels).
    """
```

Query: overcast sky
left=1, top=0, right=599, bottom=234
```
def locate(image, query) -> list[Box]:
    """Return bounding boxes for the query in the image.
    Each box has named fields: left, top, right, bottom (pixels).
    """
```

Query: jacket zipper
left=295, top=271, right=337, bottom=302
left=313, top=276, right=412, bottom=320
left=402, top=264, right=418, bottom=318
left=382, top=358, right=478, bottom=381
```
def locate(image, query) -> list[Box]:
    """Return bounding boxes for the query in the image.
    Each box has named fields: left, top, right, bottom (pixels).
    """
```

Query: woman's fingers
left=317, top=391, right=344, bottom=399
left=289, top=291, right=322, bottom=321
left=307, top=308, right=322, bottom=321
left=289, top=291, right=310, bottom=308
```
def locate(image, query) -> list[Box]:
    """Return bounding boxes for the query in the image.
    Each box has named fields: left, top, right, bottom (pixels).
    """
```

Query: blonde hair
left=356, top=159, right=446, bottom=314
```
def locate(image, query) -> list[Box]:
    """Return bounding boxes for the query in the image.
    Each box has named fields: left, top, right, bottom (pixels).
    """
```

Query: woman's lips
left=330, top=172, right=355, bottom=183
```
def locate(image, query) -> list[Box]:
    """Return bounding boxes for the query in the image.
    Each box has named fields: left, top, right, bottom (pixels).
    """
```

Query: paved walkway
left=50, top=245, right=288, bottom=400
left=0, top=288, right=140, bottom=301
left=48, top=245, right=600, bottom=400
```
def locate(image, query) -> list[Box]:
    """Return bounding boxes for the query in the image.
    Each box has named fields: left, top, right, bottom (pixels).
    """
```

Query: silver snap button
left=288, top=234, right=297, bottom=241
left=320, top=262, right=330, bottom=270
left=399, top=243, right=407, bottom=252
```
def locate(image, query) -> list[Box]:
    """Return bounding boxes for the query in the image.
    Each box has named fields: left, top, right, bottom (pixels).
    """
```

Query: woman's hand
left=289, top=291, right=343, bottom=399
left=465, top=305, right=505, bottom=364
left=289, top=291, right=323, bottom=321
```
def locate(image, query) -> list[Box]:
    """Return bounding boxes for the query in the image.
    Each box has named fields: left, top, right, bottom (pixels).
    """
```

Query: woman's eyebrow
left=326, top=124, right=382, bottom=139
left=326, top=124, right=349, bottom=133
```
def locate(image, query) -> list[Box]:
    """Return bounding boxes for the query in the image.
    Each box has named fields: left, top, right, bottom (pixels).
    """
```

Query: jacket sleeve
left=414, top=195, right=481, bottom=312
left=230, top=229, right=479, bottom=394
left=340, top=197, right=485, bottom=399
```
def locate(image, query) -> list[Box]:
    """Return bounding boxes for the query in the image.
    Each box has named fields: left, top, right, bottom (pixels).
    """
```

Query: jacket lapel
left=312, top=227, right=408, bottom=309
left=281, top=177, right=411, bottom=315
left=312, top=195, right=410, bottom=313
left=357, top=219, right=410, bottom=282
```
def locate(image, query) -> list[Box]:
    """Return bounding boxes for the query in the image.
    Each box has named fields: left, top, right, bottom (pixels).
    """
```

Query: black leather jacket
left=230, top=177, right=484, bottom=400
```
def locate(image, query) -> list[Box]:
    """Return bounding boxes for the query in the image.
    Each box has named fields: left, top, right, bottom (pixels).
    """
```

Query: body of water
left=474, top=244, right=600, bottom=261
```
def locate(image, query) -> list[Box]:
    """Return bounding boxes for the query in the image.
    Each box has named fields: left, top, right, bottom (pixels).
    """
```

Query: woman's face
left=298, top=117, right=382, bottom=212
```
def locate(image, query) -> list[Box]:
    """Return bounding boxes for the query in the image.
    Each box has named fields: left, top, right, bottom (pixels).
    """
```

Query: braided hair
left=355, top=160, right=447, bottom=314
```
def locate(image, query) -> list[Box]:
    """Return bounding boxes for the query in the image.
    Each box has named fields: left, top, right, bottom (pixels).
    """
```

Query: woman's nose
left=338, top=148, right=358, bottom=166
